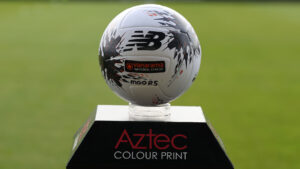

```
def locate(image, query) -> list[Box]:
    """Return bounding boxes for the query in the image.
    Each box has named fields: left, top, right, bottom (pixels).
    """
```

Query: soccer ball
left=99, top=4, right=201, bottom=106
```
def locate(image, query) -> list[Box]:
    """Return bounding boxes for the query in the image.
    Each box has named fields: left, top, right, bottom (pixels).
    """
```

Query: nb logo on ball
left=123, top=30, right=166, bottom=52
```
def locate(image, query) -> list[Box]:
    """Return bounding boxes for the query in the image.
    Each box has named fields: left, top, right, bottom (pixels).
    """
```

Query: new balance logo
left=123, top=30, right=165, bottom=52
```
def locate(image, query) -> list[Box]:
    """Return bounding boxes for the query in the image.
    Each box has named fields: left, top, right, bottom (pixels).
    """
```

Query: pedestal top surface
left=95, top=105, right=206, bottom=123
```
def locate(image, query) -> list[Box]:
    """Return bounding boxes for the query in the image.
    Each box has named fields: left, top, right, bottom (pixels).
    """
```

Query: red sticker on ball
left=125, top=60, right=165, bottom=73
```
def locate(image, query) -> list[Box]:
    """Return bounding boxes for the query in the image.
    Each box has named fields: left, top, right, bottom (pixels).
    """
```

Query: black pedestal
left=66, top=105, right=234, bottom=169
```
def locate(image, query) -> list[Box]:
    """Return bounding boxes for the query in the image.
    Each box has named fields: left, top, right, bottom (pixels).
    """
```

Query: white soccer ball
left=99, top=4, right=201, bottom=106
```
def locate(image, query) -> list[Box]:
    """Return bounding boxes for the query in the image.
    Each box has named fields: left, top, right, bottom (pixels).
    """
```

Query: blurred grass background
left=0, top=1, right=299, bottom=169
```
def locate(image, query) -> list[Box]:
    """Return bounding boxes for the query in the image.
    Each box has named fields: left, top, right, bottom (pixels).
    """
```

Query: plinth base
left=66, top=105, right=234, bottom=169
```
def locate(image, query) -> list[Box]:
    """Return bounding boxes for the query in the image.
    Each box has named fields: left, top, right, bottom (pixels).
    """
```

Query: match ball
left=99, top=4, right=201, bottom=106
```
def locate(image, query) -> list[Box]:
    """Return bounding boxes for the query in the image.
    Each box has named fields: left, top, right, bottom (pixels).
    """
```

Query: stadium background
left=0, top=0, right=299, bottom=169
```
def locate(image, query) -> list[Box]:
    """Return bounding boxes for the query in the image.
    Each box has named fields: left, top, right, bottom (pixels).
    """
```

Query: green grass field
left=0, top=2, right=299, bottom=169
